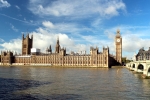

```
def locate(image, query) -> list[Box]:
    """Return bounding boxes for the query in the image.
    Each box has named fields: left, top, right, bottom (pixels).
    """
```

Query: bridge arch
left=147, top=67, right=150, bottom=76
left=132, top=64, right=135, bottom=68
left=148, top=68, right=150, bottom=72
left=146, top=66, right=150, bottom=76
left=137, top=64, right=144, bottom=70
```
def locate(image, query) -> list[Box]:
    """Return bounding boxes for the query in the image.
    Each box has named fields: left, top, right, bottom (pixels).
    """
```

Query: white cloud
left=15, top=5, right=20, bottom=10
left=91, top=18, right=102, bottom=28
left=4, top=20, right=149, bottom=60
left=18, top=14, right=22, bottom=17
left=104, top=1, right=126, bottom=16
left=0, top=31, right=90, bottom=54
left=105, top=6, right=118, bottom=16
left=41, top=21, right=87, bottom=35
left=34, top=31, right=92, bottom=53
left=30, top=20, right=33, bottom=23
left=28, top=0, right=126, bottom=18
left=122, top=34, right=150, bottom=60
left=42, top=21, right=54, bottom=29
left=0, top=21, right=108, bottom=55
left=33, top=26, right=96, bottom=54
left=4, top=21, right=145, bottom=60
left=123, top=34, right=150, bottom=52
left=0, top=13, right=34, bottom=24
left=24, top=18, right=26, bottom=21
left=31, top=28, right=77, bottom=53
left=0, top=39, right=21, bottom=53
left=104, top=25, right=150, bottom=59
left=10, top=23, right=18, bottom=32
left=0, top=38, right=4, bottom=42
left=0, top=0, right=10, bottom=8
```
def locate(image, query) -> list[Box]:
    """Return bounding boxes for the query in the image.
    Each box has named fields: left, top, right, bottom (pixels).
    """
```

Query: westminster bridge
left=126, top=60, right=150, bottom=77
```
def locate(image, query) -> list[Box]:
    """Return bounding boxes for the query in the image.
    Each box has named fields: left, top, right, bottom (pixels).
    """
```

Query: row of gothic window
left=15, top=60, right=107, bottom=64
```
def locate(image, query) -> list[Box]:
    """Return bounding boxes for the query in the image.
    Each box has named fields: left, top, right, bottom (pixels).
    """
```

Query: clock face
left=117, top=39, right=120, bottom=42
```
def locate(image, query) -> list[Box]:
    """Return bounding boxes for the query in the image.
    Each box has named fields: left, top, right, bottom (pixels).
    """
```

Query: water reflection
left=0, top=77, right=51, bottom=99
left=0, top=66, right=150, bottom=99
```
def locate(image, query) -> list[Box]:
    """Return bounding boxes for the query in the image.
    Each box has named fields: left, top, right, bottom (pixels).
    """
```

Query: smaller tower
left=1, top=51, right=13, bottom=65
left=55, top=37, right=60, bottom=53
left=46, top=47, right=49, bottom=53
left=49, top=45, right=52, bottom=53
left=90, top=46, right=98, bottom=65
left=22, top=34, right=33, bottom=55
left=46, top=45, right=52, bottom=53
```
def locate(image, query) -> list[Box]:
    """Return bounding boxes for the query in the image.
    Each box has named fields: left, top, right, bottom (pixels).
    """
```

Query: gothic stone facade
left=115, top=29, right=122, bottom=64
left=22, top=34, right=33, bottom=55
left=1, top=51, right=13, bottom=65
left=136, top=47, right=150, bottom=61
left=13, top=47, right=110, bottom=67
left=1, top=30, right=122, bottom=67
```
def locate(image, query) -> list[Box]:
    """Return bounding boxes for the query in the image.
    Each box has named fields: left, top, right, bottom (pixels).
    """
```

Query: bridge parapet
left=126, top=60, right=150, bottom=77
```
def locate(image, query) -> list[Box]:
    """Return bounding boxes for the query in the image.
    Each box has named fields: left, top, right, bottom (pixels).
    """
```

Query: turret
left=116, top=29, right=121, bottom=38
left=90, top=46, right=98, bottom=55
left=22, top=34, right=24, bottom=39
left=27, top=33, right=29, bottom=39
left=49, top=45, right=52, bottom=53
left=46, top=47, right=49, bottom=53
left=55, top=37, right=61, bottom=53
left=31, top=34, right=33, bottom=39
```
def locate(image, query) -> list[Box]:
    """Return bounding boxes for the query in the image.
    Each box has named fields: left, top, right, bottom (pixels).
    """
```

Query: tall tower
left=22, top=34, right=33, bottom=55
left=55, top=37, right=60, bottom=53
left=115, top=29, right=122, bottom=64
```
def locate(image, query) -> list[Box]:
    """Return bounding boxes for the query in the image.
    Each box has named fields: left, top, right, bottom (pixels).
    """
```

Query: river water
left=0, top=66, right=150, bottom=100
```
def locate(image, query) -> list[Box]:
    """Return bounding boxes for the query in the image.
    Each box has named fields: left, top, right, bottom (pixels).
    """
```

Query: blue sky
left=0, top=0, right=150, bottom=59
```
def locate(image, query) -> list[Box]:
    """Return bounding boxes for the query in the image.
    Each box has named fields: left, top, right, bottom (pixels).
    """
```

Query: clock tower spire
left=115, top=29, right=122, bottom=64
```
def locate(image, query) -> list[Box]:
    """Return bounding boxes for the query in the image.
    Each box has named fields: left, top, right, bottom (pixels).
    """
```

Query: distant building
left=132, top=53, right=137, bottom=61
left=1, top=30, right=122, bottom=67
left=31, top=48, right=40, bottom=55
left=136, top=47, right=150, bottom=61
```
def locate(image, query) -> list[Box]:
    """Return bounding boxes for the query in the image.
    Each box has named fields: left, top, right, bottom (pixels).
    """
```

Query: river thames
left=0, top=66, right=150, bottom=100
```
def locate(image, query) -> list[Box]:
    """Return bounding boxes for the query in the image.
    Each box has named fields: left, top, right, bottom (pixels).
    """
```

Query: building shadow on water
left=0, top=78, right=81, bottom=100
left=0, top=78, right=48, bottom=99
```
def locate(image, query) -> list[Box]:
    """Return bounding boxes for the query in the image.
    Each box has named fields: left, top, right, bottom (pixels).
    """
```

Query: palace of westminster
left=1, top=30, right=122, bottom=68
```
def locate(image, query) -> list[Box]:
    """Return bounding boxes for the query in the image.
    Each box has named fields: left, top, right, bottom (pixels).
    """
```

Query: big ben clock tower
left=115, top=29, right=122, bottom=64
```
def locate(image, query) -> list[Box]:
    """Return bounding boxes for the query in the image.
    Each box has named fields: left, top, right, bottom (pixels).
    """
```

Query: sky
left=0, top=0, right=150, bottom=59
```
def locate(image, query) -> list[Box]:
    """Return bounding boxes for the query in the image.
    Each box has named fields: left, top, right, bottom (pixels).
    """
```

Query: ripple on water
left=0, top=67, right=150, bottom=99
